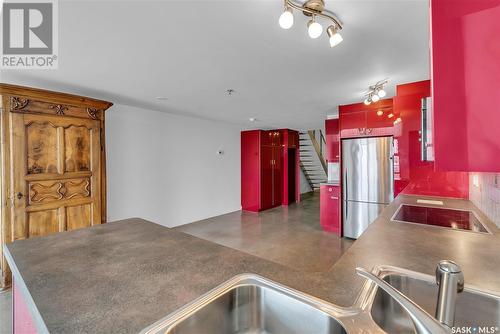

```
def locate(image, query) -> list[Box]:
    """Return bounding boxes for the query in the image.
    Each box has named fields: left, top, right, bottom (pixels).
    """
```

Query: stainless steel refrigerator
left=342, top=136, right=394, bottom=239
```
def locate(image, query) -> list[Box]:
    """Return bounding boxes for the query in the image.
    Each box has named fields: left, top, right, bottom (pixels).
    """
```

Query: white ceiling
left=1, top=0, right=430, bottom=129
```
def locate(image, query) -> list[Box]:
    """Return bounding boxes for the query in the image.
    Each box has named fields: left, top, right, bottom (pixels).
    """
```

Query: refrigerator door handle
left=344, top=166, right=348, bottom=201
left=344, top=167, right=348, bottom=221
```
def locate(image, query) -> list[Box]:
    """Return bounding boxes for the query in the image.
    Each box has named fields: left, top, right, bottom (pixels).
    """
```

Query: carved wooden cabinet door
left=10, top=113, right=101, bottom=240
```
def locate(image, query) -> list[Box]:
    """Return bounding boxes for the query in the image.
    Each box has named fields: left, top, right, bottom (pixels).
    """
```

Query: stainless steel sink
left=142, top=268, right=500, bottom=334
left=141, top=274, right=378, bottom=334
left=360, top=266, right=500, bottom=333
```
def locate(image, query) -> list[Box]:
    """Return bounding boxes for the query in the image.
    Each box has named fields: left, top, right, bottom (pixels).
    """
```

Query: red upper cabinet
left=393, top=80, right=469, bottom=199
left=431, top=0, right=500, bottom=172
left=339, top=110, right=366, bottom=138
left=339, top=99, right=394, bottom=138
left=325, top=119, right=340, bottom=162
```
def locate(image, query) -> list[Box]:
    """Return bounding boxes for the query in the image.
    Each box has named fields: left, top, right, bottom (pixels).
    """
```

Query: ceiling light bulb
left=326, top=25, right=343, bottom=47
left=377, top=88, right=387, bottom=98
left=371, top=94, right=380, bottom=102
left=307, top=18, right=323, bottom=39
left=364, top=98, right=371, bottom=105
left=377, top=110, right=383, bottom=116
left=279, top=8, right=294, bottom=29
left=388, top=113, right=394, bottom=119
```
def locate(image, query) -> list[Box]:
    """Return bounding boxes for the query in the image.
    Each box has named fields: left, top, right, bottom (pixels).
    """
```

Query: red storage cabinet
left=320, top=184, right=341, bottom=235
left=339, top=99, right=394, bottom=138
left=431, top=0, right=500, bottom=172
left=337, top=81, right=469, bottom=199
left=393, top=80, right=469, bottom=198
left=325, top=119, right=340, bottom=162
left=339, top=110, right=366, bottom=138
left=241, top=129, right=299, bottom=212
left=241, top=131, right=261, bottom=211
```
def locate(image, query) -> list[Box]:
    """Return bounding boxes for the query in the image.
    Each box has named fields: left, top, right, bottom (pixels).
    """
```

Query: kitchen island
left=4, top=195, right=500, bottom=334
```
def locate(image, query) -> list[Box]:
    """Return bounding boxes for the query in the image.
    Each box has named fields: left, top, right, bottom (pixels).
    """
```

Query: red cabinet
left=281, top=129, right=300, bottom=205
left=13, top=279, right=38, bottom=334
left=431, top=0, right=500, bottom=172
left=325, top=119, right=340, bottom=162
left=339, top=99, right=394, bottom=138
left=261, top=130, right=282, bottom=146
left=393, top=80, right=469, bottom=198
left=320, top=185, right=340, bottom=235
left=241, top=129, right=299, bottom=212
left=337, top=81, right=469, bottom=199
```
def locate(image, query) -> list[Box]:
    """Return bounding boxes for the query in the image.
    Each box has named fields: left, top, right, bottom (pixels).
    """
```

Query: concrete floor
left=177, top=193, right=353, bottom=272
left=0, top=193, right=352, bottom=334
left=0, top=289, right=12, bottom=334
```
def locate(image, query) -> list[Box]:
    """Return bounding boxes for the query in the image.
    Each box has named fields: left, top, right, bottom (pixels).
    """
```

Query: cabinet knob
left=16, top=192, right=23, bottom=200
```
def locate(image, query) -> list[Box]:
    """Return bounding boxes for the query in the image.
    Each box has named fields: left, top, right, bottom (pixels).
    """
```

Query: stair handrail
left=319, top=130, right=326, bottom=157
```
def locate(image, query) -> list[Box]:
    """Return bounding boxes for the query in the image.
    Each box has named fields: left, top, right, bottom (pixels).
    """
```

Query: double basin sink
left=142, top=267, right=500, bottom=334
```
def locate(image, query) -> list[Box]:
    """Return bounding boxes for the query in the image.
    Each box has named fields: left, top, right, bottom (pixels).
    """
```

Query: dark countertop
left=5, top=195, right=500, bottom=334
left=326, top=195, right=500, bottom=306
left=4, top=219, right=332, bottom=334
left=320, top=181, right=340, bottom=186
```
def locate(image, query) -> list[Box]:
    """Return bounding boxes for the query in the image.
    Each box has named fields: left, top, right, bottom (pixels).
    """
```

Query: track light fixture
left=327, top=25, right=343, bottom=47
left=279, top=7, right=294, bottom=29
left=278, top=0, right=343, bottom=47
left=363, top=79, right=389, bottom=105
left=307, top=16, right=323, bottom=38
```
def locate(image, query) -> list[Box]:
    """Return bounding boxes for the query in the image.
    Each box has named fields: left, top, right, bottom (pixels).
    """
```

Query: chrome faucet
left=356, top=267, right=450, bottom=334
left=435, top=260, right=464, bottom=328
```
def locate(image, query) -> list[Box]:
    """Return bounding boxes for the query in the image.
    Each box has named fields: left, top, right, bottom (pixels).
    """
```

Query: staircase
left=299, top=130, right=328, bottom=191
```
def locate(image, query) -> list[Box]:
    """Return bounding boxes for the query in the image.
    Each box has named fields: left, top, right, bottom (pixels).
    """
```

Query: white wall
left=300, top=169, right=312, bottom=194
left=106, top=104, right=242, bottom=227
left=469, top=173, right=500, bottom=228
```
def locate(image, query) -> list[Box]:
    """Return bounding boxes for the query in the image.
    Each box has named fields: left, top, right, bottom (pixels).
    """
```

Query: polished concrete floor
left=0, top=289, right=12, bottom=334
left=176, top=193, right=353, bottom=272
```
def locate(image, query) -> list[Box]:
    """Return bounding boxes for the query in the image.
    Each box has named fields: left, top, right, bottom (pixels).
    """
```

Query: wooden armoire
left=0, top=84, right=112, bottom=289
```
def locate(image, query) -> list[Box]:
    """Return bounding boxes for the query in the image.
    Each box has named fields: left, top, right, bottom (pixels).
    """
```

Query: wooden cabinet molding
left=0, top=83, right=112, bottom=289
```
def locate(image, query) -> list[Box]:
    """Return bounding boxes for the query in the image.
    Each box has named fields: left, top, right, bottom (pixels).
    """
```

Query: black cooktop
left=392, top=205, right=489, bottom=233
